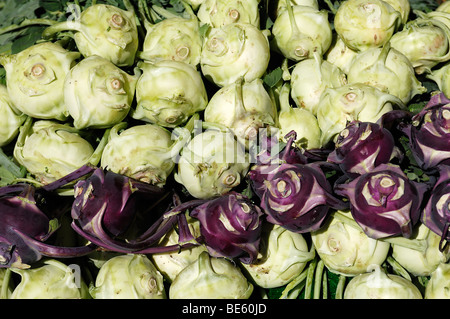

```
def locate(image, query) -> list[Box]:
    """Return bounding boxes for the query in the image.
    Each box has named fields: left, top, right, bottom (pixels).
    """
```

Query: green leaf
left=263, top=67, right=283, bottom=88
left=0, top=148, right=27, bottom=186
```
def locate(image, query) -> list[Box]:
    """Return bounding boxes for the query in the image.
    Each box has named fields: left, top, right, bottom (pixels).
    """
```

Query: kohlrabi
left=204, top=77, right=277, bottom=148
left=197, top=0, right=260, bottom=28
left=425, top=263, right=450, bottom=299
left=13, top=119, right=103, bottom=185
left=240, top=224, right=315, bottom=288
left=132, top=60, right=208, bottom=128
left=346, top=43, right=427, bottom=104
left=325, top=36, right=358, bottom=74
left=0, top=42, right=80, bottom=121
left=64, top=55, right=140, bottom=130
left=200, top=22, right=270, bottom=87
left=190, top=192, right=264, bottom=264
left=140, top=3, right=203, bottom=67
left=277, top=82, right=321, bottom=149
left=316, top=83, right=405, bottom=147
left=311, top=210, right=390, bottom=276
left=335, top=163, right=429, bottom=240
left=334, top=0, right=402, bottom=52
left=100, top=120, right=191, bottom=187
left=90, top=254, right=166, bottom=299
left=151, top=213, right=207, bottom=283
left=43, top=4, right=138, bottom=66
left=399, top=92, right=450, bottom=170
left=390, top=16, right=450, bottom=74
left=174, top=126, right=250, bottom=199
left=10, top=259, right=90, bottom=299
left=290, top=52, right=347, bottom=116
left=169, top=251, right=254, bottom=299
left=391, top=222, right=450, bottom=277
left=343, top=264, right=423, bottom=299
left=271, top=2, right=332, bottom=62
left=0, top=84, right=26, bottom=147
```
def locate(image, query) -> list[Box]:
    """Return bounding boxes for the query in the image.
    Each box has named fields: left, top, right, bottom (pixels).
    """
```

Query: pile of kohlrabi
left=1, top=0, right=450, bottom=299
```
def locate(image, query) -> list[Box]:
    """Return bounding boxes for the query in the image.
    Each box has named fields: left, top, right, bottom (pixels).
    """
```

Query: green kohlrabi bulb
left=334, top=0, right=402, bottom=52
left=346, top=43, right=426, bottom=104
left=204, top=77, right=277, bottom=148
left=240, top=224, right=315, bottom=289
left=201, top=23, right=270, bottom=87
left=197, top=0, right=260, bottom=28
left=271, top=3, right=332, bottom=62
left=43, top=4, right=138, bottom=67
left=132, top=60, right=208, bottom=128
left=174, top=126, right=250, bottom=199
left=311, top=210, right=391, bottom=277
left=169, top=251, right=254, bottom=299
left=140, top=5, right=203, bottom=67
left=13, top=119, right=99, bottom=185
left=100, top=120, right=192, bottom=187
left=10, top=259, right=90, bottom=299
left=425, top=263, right=450, bottom=299
left=343, top=264, right=423, bottom=299
left=64, top=55, right=140, bottom=130
left=0, top=42, right=80, bottom=121
left=0, top=84, right=27, bottom=147
left=90, top=254, right=166, bottom=299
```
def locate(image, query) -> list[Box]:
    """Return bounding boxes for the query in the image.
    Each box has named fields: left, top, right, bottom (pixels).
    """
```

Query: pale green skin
left=271, top=5, right=332, bottom=62
left=276, top=0, right=319, bottom=16
left=316, top=83, right=403, bottom=147
left=311, top=210, right=391, bottom=277
left=425, top=263, right=450, bottom=299
left=90, top=254, right=166, bottom=299
left=290, top=53, right=348, bottom=116
left=101, top=122, right=190, bottom=187
left=64, top=55, right=139, bottom=130
left=427, top=60, right=450, bottom=97
left=277, top=82, right=321, bottom=149
left=174, top=128, right=250, bottom=199
left=201, top=23, right=270, bottom=87
left=0, top=84, right=26, bottom=147
left=437, top=1, right=450, bottom=13
left=151, top=214, right=208, bottom=283
left=240, top=224, right=314, bottom=289
left=383, top=0, right=410, bottom=25
left=14, top=120, right=95, bottom=184
left=343, top=265, right=423, bottom=299
left=334, top=0, right=401, bottom=52
left=390, top=18, right=450, bottom=74
left=204, top=78, right=277, bottom=148
left=347, top=44, right=427, bottom=104
left=10, top=259, right=90, bottom=299
left=132, top=60, right=208, bottom=128
left=197, top=0, right=260, bottom=28
left=325, top=36, right=358, bottom=74
left=0, top=268, right=13, bottom=299
left=169, top=251, right=253, bottom=299
left=0, top=42, right=80, bottom=121
left=391, top=223, right=450, bottom=277
left=43, top=4, right=138, bottom=67
left=141, top=14, right=202, bottom=67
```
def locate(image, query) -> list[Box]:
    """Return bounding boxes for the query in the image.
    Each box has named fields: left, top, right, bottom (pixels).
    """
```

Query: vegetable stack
left=0, top=0, right=450, bottom=299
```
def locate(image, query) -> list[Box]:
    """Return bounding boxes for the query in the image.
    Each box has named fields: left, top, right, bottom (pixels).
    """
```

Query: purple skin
left=190, top=192, right=264, bottom=264
left=255, top=162, right=348, bottom=233
left=400, top=92, right=450, bottom=170
left=0, top=182, right=95, bottom=268
left=421, top=164, right=450, bottom=251
left=327, top=121, right=399, bottom=178
left=335, top=163, right=429, bottom=239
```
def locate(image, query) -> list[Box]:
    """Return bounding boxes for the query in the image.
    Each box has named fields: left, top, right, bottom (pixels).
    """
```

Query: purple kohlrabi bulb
left=190, top=192, right=264, bottom=264
left=335, top=163, right=429, bottom=239
left=400, top=92, right=450, bottom=170
left=421, top=164, right=450, bottom=251
left=253, top=162, right=348, bottom=233
left=328, top=120, right=401, bottom=177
